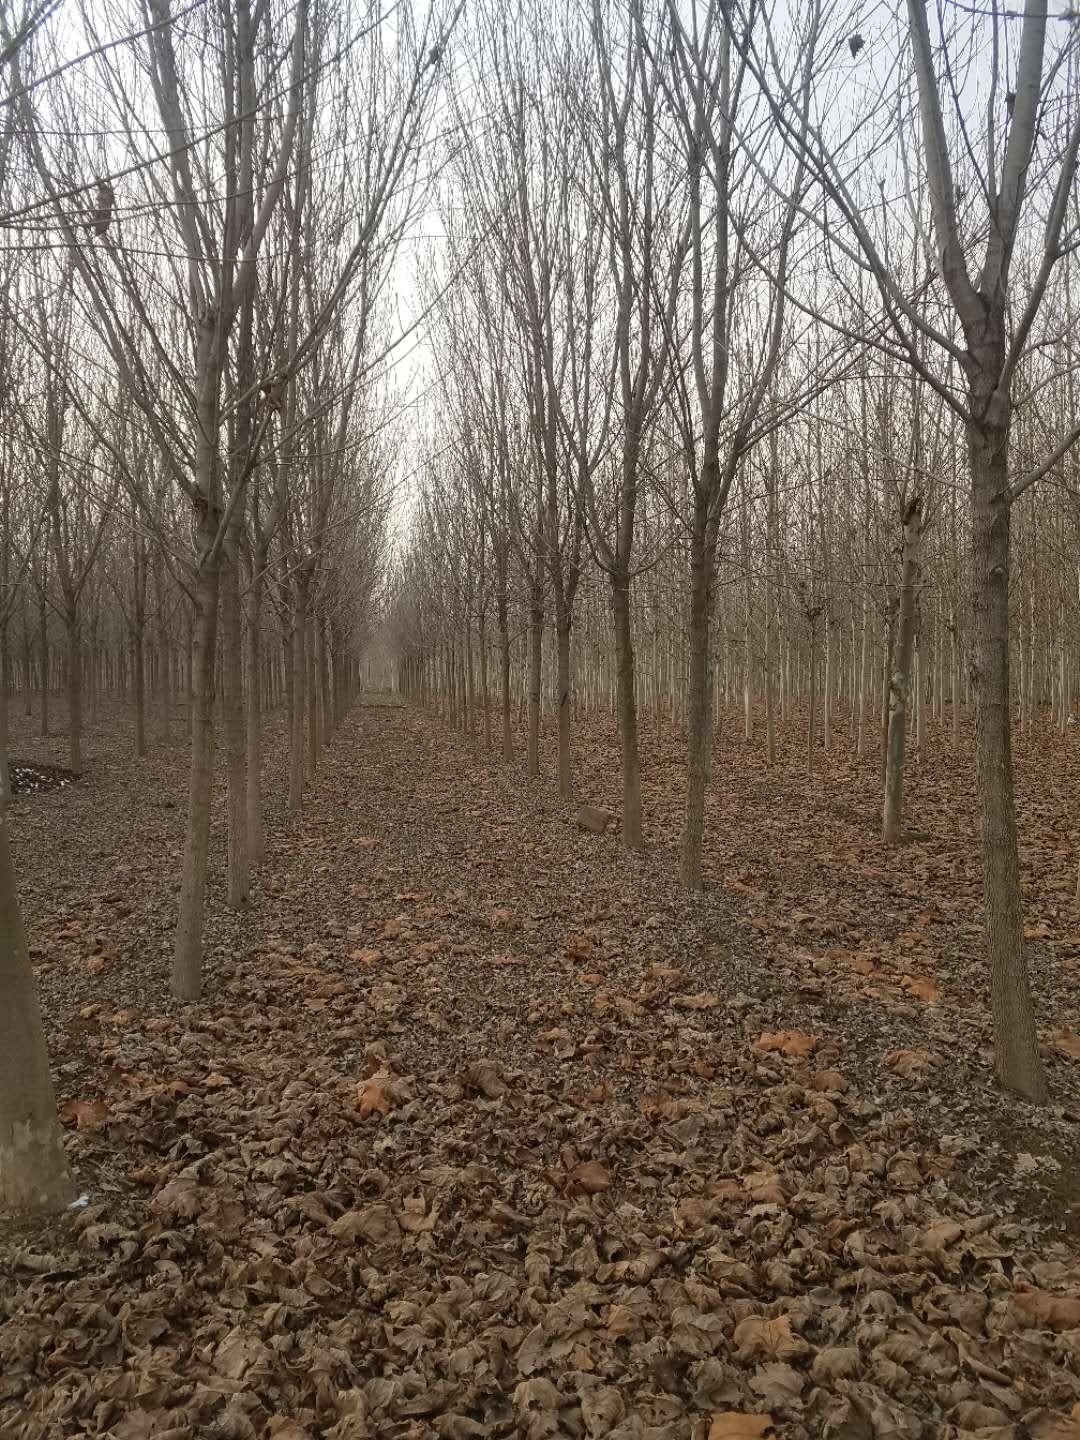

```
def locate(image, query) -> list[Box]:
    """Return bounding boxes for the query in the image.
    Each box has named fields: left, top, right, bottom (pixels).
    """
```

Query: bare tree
left=660, top=0, right=815, bottom=889
left=742, top=0, right=1080, bottom=1098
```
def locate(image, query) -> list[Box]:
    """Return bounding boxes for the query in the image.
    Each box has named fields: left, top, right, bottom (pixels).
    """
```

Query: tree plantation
left=1, top=0, right=1080, bottom=1436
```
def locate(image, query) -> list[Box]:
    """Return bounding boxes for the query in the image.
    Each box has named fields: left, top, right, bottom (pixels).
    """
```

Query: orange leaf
left=564, top=933, right=600, bottom=961
left=356, top=1074, right=395, bottom=1117
left=900, top=974, right=942, bottom=1002
left=59, top=1098, right=109, bottom=1131
left=678, top=992, right=720, bottom=1010
left=1047, top=1028, right=1080, bottom=1061
left=1012, top=1287, right=1080, bottom=1330
left=709, top=1414, right=774, bottom=1439
left=886, top=1048, right=935, bottom=1078
left=351, top=948, right=383, bottom=966
left=1043, top=1403, right=1080, bottom=1440
left=757, top=1029, right=817, bottom=1058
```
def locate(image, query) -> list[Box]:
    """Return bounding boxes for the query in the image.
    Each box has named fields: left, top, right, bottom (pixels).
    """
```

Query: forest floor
left=2, top=696, right=1080, bottom=1440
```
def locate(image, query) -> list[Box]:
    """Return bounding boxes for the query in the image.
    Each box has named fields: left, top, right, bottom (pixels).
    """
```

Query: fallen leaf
left=733, top=1315, right=809, bottom=1362
left=266, top=1420, right=312, bottom=1440
left=914, top=1218, right=964, bottom=1254
left=900, top=973, right=943, bottom=1002
left=462, top=1061, right=507, bottom=1098
left=351, top=948, right=383, bottom=966
left=749, top=1362, right=803, bottom=1407
left=356, top=1073, right=395, bottom=1117
left=59, top=1099, right=110, bottom=1131
left=1012, top=1287, right=1080, bottom=1330
left=1047, top=1028, right=1080, bottom=1061
left=708, top=1415, right=774, bottom=1439
left=757, top=1029, right=817, bottom=1058
left=886, top=1047, right=935, bottom=1078
left=570, top=1161, right=612, bottom=1195
left=514, top=1377, right=561, bottom=1411
left=329, top=1204, right=401, bottom=1246
left=1044, top=1404, right=1080, bottom=1440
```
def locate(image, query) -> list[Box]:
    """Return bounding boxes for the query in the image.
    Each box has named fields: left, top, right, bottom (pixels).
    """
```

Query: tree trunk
left=289, top=578, right=307, bottom=812
left=318, top=618, right=331, bottom=748
left=527, top=582, right=542, bottom=777
left=245, top=547, right=265, bottom=864
left=742, top=500, right=753, bottom=743
left=66, top=613, right=81, bottom=773
left=498, top=589, right=513, bottom=761
left=883, top=497, right=922, bottom=844
left=479, top=612, right=491, bottom=751
left=306, top=614, right=319, bottom=778
left=132, top=624, right=146, bottom=757
left=823, top=615, right=832, bottom=752
left=221, top=537, right=248, bottom=908
left=0, top=635, right=9, bottom=809
left=172, top=557, right=220, bottom=1001
left=0, top=796, right=73, bottom=1211
left=682, top=511, right=714, bottom=890
left=950, top=609, right=960, bottom=752
left=806, top=629, right=816, bottom=773
left=969, top=416, right=1045, bottom=1101
left=879, top=615, right=893, bottom=789
left=38, top=585, right=48, bottom=738
left=857, top=595, right=870, bottom=757
left=612, top=575, right=643, bottom=849
left=554, top=603, right=573, bottom=801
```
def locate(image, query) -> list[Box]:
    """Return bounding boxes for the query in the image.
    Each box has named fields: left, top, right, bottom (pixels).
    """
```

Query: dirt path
left=3, top=699, right=1080, bottom=1439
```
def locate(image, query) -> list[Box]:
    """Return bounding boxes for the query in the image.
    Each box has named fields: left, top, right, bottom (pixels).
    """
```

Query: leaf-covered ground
left=2, top=697, right=1079, bottom=1440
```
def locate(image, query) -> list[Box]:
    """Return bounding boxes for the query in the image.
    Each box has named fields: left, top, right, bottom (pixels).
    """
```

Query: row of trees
left=394, top=443, right=1080, bottom=761
left=390, top=0, right=1080, bottom=1106
left=0, top=0, right=458, bottom=1208
left=397, top=362, right=1080, bottom=754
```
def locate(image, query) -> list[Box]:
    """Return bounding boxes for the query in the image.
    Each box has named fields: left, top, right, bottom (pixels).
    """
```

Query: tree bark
left=38, top=582, right=48, bottom=738
left=132, top=623, right=146, bottom=757
left=289, top=577, right=308, bottom=812
left=0, top=796, right=73, bottom=1211
left=172, top=555, right=219, bottom=1001
left=527, top=583, right=543, bottom=776
left=554, top=602, right=573, bottom=801
left=65, top=614, right=81, bottom=773
left=612, top=575, right=643, bottom=848
left=969, top=415, right=1045, bottom=1101
left=682, top=509, right=715, bottom=890
left=221, top=535, right=248, bottom=907
left=883, top=496, right=922, bottom=844
left=245, top=546, right=265, bottom=864
left=497, top=585, right=513, bottom=761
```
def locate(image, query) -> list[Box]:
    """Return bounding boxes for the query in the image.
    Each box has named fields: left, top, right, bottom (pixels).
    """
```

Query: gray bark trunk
left=0, top=794, right=73, bottom=1210
left=883, top=497, right=922, bottom=844
left=612, top=576, right=643, bottom=848
left=969, top=413, right=1045, bottom=1101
